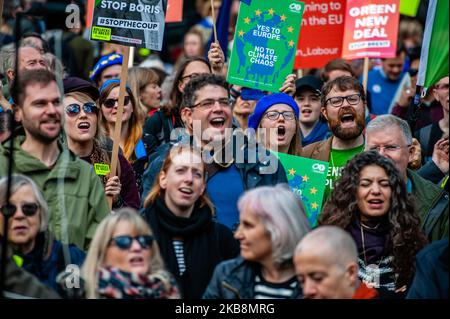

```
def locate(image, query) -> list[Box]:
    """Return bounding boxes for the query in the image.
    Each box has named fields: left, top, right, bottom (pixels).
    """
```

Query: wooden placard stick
left=210, top=0, right=218, bottom=43
left=107, top=45, right=130, bottom=209
left=0, top=0, right=3, bottom=26
left=362, top=57, right=369, bottom=94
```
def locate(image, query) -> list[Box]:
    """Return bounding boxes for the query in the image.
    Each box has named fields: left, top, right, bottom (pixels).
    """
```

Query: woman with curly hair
left=318, top=151, right=427, bottom=298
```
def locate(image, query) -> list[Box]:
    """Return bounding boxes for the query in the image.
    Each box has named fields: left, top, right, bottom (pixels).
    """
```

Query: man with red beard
left=0, top=69, right=109, bottom=250
left=302, top=76, right=366, bottom=200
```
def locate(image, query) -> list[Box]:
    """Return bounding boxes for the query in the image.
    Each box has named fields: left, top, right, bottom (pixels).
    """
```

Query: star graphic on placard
left=244, top=17, right=250, bottom=24
left=255, top=9, right=262, bottom=16
left=311, top=202, right=319, bottom=210
left=268, top=8, right=275, bottom=15
left=287, top=26, right=294, bottom=33
left=288, top=168, right=296, bottom=176
left=238, top=30, right=245, bottom=37
left=302, top=174, right=309, bottom=182
left=310, top=187, right=318, bottom=195
left=288, top=40, right=295, bottom=47
left=280, top=14, right=287, bottom=21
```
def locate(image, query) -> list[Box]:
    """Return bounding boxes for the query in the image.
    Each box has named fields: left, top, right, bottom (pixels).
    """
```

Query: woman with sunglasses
left=98, top=79, right=149, bottom=190
left=82, top=208, right=180, bottom=299
left=248, top=93, right=302, bottom=156
left=0, top=174, right=86, bottom=294
left=141, top=146, right=239, bottom=299
left=63, top=79, right=140, bottom=210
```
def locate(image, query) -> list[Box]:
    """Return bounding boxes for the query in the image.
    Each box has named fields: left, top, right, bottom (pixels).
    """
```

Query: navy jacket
left=407, top=239, right=449, bottom=299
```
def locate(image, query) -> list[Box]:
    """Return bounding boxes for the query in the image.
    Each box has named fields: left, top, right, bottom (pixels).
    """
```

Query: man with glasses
left=302, top=76, right=366, bottom=200
left=365, top=114, right=449, bottom=242
left=141, top=74, right=287, bottom=230
left=0, top=69, right=109, bottom=250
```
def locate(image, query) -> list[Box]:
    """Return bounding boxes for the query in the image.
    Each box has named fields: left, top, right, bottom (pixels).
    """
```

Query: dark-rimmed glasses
left=109, top=235, right=153, bottom=250
left=325, top=94, right=361, bottom=108
left=103, top=96, right=131, bottom=109
left=65, top=102, right=98, bottom=116
left=264, top=111, right=295, bottom=121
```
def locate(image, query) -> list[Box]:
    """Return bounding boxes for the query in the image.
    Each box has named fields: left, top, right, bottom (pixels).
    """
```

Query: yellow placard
left=94, top=163, right=111, bottom=176
left=91, top=26, right=111, bottom=41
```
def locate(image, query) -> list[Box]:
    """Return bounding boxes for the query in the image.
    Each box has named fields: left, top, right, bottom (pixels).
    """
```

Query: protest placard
left=166, top=0, right=183, bottom=23
left=275, top=152, right=328, bottom=227
left=90, top=0, right=168, bottom=50
left=227, top=0, right=304, bottom=92
left=294, top=0, right=346, bottom=69
left=399, top=0, right=420, bottom=17
left=342, top=0, right=400, bottom=60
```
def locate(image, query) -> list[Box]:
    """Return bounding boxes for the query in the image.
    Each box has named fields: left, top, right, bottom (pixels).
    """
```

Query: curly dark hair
left=318, top=151, right=427, bottom=287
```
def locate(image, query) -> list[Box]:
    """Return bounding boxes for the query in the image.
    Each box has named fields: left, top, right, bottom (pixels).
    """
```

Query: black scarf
left=145, top=197, right=223, bottom=299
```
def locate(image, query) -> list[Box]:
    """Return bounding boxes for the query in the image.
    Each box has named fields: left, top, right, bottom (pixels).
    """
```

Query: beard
left=22, top=116, right=61, bottom=144
left=329, top=106, right=365, bottom=140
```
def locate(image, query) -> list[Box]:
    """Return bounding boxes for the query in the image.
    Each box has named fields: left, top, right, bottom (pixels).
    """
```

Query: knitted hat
left=89, top=53, right=123, bottom=83
left=99, top=79, right=130, bottom=94
left=248, top=93, right=299, bottom=130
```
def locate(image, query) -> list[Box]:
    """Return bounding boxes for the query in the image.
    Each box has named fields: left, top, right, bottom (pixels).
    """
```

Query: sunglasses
left=65, top=102, right=98, bottom=116
left=0, top=203, right=39, bottom=217
left=103, top=96, right=131, bottom=109
left=408, top=68, right=419, bottom=77
left=109, top=235, right=153, bottom=250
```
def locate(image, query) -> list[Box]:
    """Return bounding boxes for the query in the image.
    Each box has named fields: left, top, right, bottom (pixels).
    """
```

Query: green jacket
left=408, top=169, right=449, bottom=242
left=0, top=136, right=109, bottom=250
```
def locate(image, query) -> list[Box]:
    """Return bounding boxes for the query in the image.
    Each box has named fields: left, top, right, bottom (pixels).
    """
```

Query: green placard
left=94, top=163, right=111, bottom=176
left=400, top=0, right=420, bottom=17
left=274, top=152, right=328, bottom=227
left=227, top=0, right=304, bottom=92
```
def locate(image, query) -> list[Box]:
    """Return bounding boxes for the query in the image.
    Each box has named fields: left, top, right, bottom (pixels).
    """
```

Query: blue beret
left=89, top=53, right=123, bottom=82
left=248, top=93, right=299, bottom=130
left=99, top=79, right=130, bottom=94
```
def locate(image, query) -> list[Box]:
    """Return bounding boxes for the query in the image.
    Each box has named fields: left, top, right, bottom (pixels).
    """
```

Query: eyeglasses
left=103, top=96, right=131, bottom=109
left=264, top=111, right=295, bottom=121
left=0, top=203, right=39, bottom=217
left=368, top=144, right=411, bottom=153
left=181, top=72, right=201, bottom=82
left=192, top=98, right=231, bottom=109
left=435, top=83, right=449, bottom=91
left=325, top=94, right=362, bottom=108
left=109, top=235, right=153, bottom=250
left=65, top=102, right=98, bottom=116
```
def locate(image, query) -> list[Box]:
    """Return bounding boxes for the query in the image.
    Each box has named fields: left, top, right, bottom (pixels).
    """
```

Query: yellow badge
left=94, top=163, right=111, bottom=176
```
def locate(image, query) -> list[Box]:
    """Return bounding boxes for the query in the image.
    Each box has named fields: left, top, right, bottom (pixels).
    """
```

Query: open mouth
left=340, top=113, right=355, bottom=123
left=129, top=256, right=144, bottom=266
left=179, top=187, right=193, bottom=195
left=210, top=117, right=225, bottom=128
left=277, top=126, right=286, bottom=137
left=367, top=199, right=384, bottom=209
left=77, top=122, right=91, bottom=130
left=301, top=108, right=312, bottom=115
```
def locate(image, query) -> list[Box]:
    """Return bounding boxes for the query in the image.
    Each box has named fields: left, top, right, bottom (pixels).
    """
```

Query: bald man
left=294, top=226, right=378, bottom=299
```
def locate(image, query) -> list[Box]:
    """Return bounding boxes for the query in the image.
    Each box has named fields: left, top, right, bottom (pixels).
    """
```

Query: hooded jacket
left=0, top=135, right=109, bottom=250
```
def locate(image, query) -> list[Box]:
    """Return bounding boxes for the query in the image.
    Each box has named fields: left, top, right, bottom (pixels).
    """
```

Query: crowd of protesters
left=0, top=0, right=448, bottom=300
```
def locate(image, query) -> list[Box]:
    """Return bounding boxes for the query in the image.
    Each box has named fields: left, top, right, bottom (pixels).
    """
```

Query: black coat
left=141, top=197, right=239, bottom=299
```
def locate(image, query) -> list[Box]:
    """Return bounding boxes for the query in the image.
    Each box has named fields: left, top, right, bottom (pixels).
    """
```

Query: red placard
left=85, top=0, right=94, bottom=28
left=294, top=0, right=346, bottom=69
left=166, top=0, right=183, bottom=23
left=341, top=0, right=400, bottom=60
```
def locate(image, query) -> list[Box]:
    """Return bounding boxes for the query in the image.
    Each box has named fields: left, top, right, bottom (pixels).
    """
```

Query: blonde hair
left=81, top=208, right=168, bottom=299
left=127, top=67, right=159, bottom=118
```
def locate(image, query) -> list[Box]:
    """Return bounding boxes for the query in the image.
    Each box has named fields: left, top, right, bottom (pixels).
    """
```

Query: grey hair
left=0, top=47, right=15, bottom=78
left=365, top=114, right=412, bottom=145
left=295, top=226, right=358, bottom=270
left=0, top=174, right=49, bottom=232
left=238, top=184, right=311, bottom=269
